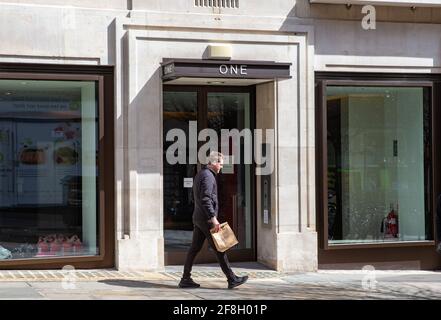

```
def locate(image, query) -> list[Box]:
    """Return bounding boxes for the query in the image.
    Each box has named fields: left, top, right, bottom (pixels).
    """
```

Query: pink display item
left=35, top=234, right=82, bottom=257
left=36, top=236, right=51, bottom=257
left=49, top=235, right=63, bottom=255
left=62, top=236, right=73, bottom=255
left=70, top=235, right=83, bottom=254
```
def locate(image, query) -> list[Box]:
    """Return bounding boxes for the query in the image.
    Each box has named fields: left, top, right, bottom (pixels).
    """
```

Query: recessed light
left=207, top=81, right=225, bottom=85
left=4, top=92, right=12, bottom=95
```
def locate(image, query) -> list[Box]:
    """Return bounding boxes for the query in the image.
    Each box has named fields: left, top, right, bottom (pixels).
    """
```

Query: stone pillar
left=116, top=29, right=164, bottom=271
left=256, top=75, right=317, bottom=272
left=275, top=67, right=317, bottom=272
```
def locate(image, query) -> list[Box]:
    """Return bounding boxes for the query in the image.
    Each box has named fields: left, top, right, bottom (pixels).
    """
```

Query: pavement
left=0, top=262, right=440, bottom=300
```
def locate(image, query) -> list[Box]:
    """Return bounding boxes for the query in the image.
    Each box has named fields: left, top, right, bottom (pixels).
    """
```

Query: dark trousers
left=183, top=224, right=236, bottom=281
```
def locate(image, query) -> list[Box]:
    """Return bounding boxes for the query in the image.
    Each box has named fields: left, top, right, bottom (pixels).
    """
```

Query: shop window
left=0, top=79, right=99, bottom=260
left=324, top=85, right=432, bottom=245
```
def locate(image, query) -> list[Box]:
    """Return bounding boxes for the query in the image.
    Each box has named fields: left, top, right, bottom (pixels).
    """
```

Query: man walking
left=178, top=151, right=248, bottom=289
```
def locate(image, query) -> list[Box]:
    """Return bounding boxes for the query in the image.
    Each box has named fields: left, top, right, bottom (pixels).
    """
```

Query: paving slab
left=0, top=264, right=440, bottom=299
left=0, top=288, right=43, bottom=299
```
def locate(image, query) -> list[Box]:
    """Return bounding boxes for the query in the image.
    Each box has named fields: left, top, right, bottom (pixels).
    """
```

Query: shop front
left=3, top=0, right=441, bottom=272
left=0, top=1, right=318, bottom=272
left=315, top=72, right=441, bottom=269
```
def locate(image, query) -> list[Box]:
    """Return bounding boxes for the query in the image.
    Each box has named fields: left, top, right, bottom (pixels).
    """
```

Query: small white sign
left=263, top=209, right=269, bottom=224
left=183, top=178, right=193, bottom=188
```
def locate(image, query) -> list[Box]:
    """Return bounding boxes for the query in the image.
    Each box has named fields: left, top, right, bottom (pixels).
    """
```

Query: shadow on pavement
left=99, top=279, right=177, bottom=289
left=98, top=279, right=231, bottom=291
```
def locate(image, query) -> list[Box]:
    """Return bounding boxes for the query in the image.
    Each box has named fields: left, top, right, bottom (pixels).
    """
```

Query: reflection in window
left=208, top=92, right=252, bottom=250
left=163, top=91, right=197, bottom=251
left=0, top=80, right=98, bottom=260
left=326, top=86, right=431, bottom=244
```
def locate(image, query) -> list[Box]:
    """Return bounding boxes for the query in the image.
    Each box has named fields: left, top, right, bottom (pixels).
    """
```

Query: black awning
left=161, top=58, right=291, bottom=82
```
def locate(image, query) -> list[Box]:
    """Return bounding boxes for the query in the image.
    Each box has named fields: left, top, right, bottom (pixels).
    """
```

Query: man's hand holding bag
left=210, top=222, right=239, bottom=252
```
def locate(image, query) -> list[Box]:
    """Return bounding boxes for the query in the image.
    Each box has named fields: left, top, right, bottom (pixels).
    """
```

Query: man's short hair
left=207, top=151, right=224, bottom=165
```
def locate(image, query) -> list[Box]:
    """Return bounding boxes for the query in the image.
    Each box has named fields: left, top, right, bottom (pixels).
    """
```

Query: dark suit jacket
left=192, top=166, right=218, bottom=230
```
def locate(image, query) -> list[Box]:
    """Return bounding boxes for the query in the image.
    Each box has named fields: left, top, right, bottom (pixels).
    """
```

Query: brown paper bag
left=210, top=222, right=239, bottom=252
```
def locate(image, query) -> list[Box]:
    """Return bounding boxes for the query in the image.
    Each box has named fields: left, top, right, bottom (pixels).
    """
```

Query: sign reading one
left=161, top=59, right=291, bottom=82
left=219, top=64, right=247, bottom=76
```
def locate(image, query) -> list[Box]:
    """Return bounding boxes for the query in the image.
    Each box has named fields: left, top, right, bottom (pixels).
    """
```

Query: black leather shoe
left=178, top=278, right=200, bottom=288
left=228, top=275, right=248, bottom=289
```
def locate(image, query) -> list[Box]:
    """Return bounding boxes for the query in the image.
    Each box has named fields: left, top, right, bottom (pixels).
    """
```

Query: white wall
left=314, top=20, right=441, bottom=73
left=0, top=3, right=127, bottom=65
left=0, top=0, right=127, bottom=9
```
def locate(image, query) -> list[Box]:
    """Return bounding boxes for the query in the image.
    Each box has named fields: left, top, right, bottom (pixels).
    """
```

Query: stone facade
left=0, top=0, right=439, bottom=271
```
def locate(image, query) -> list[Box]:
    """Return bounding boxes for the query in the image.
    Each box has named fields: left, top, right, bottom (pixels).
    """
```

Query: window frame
left=316, top=76, right=437, bottom=250
left=0, top=64, right=114, bottom=269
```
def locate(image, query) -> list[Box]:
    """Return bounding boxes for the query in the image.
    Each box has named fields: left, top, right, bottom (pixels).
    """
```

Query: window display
left=0, top=79, right=99, bottom=260
left=326, top=86, right=432, bottom=244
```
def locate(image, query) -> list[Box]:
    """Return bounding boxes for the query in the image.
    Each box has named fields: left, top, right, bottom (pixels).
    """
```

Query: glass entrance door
left=163, top=86, right=255, bottom=265
left=207, top=92, right=253, bottom=251
left=163, top=91, right=197, bottom=253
